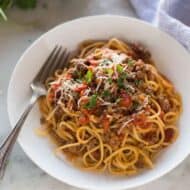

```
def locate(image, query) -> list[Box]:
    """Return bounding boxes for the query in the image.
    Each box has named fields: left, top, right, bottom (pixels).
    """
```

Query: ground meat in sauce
left=55, top=90, right=62, bottom=100
left=135, top=160, right=145, bottom=168
left=158, top=96, right=171, bottom=112
left=109, top=135, right=121, bottom=151
left=88, top=138, right=98, bottom=149
left=134, top=60, right=144, bottom=71
left=65, top=145, right=84, bottom=157
left=147, top=71, right=156, bottom=81
left=54, top=107, right=63, bottom=121
left=103, top=131, right=121, bottom=151
left=76, top=64, right=88, bottom=74
left=129, top=43, right=151, bottom=61
left=92, top=105, right=107, bottom=116
left=164, top=128, right=174, bottom=142
left=40, top=117, right=46, bottom=124
left=145, top=87, right=154, bottom=95
left=66, top=146, right=78, bottom=154
left=136, top=70, right=145, bottom=79
left=143, top=131, right=158, bottom=144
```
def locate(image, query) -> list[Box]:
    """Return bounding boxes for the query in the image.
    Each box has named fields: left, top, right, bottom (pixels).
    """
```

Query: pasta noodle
left=37, top=38, right=182, bottom=176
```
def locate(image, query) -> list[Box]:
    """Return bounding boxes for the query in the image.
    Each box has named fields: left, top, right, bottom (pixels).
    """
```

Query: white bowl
left=7, top=15, right=190, bottom=190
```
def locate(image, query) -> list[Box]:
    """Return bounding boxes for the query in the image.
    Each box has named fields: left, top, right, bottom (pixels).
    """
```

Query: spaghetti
left=37, top=38, right=182, bottom=175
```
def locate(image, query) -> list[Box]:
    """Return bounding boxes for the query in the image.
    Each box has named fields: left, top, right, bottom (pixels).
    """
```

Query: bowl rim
left=7, top=15, right=190, bottom=190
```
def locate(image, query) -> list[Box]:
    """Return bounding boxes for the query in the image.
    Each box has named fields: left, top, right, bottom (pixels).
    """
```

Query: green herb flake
left=84, top=94, right=97, bottom=109
left=117, top=71, right=128, bottom=89
left=132, top=101, right=139, bottom=110
left=128, top=59, right=134, bottom=66
left=102, top=90, right=111, bottom=97
left=106, top=68, right=113, bottom=77
left=84, top=70, right=93, bottom=83
left=116, top=64, right=123, bottom=73
left=108, top=78, right=113, bottom=84
left=134, top=79, right=142, bottom=86
left=121, top=72, right=128, bottom=79
left=117, top=77, right=124, bottom=88
left=74, top=70, right=82, bottom=80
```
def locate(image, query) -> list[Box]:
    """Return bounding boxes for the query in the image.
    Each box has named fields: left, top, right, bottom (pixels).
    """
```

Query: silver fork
left=0, top=46, right=70, bottom=179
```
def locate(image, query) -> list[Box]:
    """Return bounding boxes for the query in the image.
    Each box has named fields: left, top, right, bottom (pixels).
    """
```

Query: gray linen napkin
left=130, top=0, right=190, bottom=51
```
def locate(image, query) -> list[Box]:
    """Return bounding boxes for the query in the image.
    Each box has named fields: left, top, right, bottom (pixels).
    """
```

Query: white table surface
left=0, top=0, right=190, bottom=190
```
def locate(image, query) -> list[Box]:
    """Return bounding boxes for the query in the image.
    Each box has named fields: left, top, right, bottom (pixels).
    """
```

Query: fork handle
left=0, top=95, right=38, bottom=179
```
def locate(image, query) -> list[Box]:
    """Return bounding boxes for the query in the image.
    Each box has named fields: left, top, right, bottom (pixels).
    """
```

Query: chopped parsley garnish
left=106, top=68, right=114, bottom=76
left=84, top=94, right=97, bottom=109
left=84, top=70, right=93, bottom=83
left=117, top=77, right=124, bottom=88
left=132, top=101, right=139, bottom=111
left=116, top=64, right=124, bottom=73
left=117, top=72, right=128, bottom=89
left=127, top=59, right=134, bottom=66
left=134, top=79, right=142, bottom=86
left=74, top=70, right=82, bottom=79
left=102, top=90, right=111, bottom=97
left=108, top=78, right=113, bottom=84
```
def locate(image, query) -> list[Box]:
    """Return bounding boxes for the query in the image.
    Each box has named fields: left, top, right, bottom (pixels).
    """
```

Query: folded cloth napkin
left=130, top=0, right=190, bottom=51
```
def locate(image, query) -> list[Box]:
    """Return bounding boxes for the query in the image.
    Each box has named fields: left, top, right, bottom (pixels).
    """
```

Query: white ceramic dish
left=7, top=15, right=190, bottom=190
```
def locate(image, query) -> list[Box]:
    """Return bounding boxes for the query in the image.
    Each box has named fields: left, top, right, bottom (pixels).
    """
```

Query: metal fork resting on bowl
left=0, top=46, right=69, bottom=179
